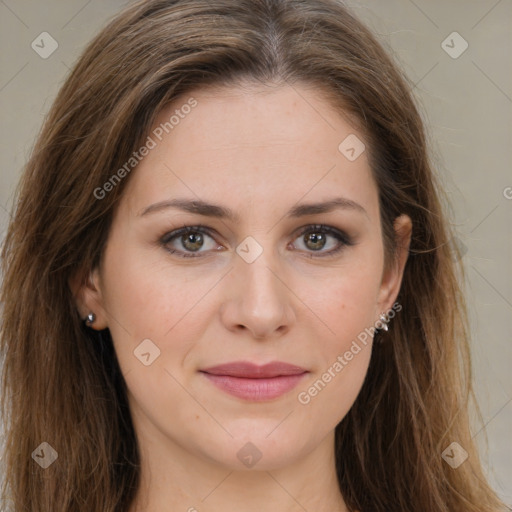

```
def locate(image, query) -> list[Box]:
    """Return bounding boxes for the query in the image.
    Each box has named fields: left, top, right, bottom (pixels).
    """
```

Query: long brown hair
left=1, top=0, right=507, bottom=510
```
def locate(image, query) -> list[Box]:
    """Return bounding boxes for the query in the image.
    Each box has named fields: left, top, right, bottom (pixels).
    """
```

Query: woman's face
left=78, top=83, right=411, bottom=472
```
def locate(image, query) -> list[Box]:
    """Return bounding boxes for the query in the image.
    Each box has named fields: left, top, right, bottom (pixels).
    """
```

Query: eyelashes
left=160, top=225, right=221, bottom=258
left=159, top=224, right=355, bottom=259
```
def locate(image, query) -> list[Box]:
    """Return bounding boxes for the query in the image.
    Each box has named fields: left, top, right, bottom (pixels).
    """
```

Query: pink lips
left=200, top=361, right=308, bottom=401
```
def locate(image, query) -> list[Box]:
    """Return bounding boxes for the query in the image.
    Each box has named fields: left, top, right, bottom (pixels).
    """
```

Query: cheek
left=98, top=241, right=196, bottom=374
left=294, top=254, right=382, bottom=416
left=101, top=239, right=214, bottom=334
left=294, top=268, right=380, bottom=424
left=318, top=274, right=380, bottom=332
left=304, top=257, right=383, bottom=351
left=99, top=248, right=211, bottom=431
left=296, top=339, right=372, bottom=436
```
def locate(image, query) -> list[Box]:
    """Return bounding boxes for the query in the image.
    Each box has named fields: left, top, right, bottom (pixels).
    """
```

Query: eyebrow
left=139, top=197, right=368, bottom=221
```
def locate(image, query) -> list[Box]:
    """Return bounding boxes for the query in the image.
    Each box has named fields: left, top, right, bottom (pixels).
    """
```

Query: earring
left=85, top=312, right=96, bottom=326
left=378, top=313, right=389, bottom=332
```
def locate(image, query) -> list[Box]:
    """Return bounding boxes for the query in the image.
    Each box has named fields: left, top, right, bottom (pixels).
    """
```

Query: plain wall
left=0, top=0, right=510, bottom=506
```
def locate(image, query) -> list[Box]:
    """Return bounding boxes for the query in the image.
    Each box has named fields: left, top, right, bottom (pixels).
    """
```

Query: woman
left=0, top=0, right=507, bottom=510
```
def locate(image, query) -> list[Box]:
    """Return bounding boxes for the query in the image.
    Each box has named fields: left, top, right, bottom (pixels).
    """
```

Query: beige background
left=0, top=0, right=510, bottom=505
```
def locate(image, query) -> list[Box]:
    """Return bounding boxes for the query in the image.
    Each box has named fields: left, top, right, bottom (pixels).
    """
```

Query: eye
left=160, top=225, right=221, bottom=258
left=291, top=224, right=354, bottom=257
left=160, top=224, right=354, bottom=259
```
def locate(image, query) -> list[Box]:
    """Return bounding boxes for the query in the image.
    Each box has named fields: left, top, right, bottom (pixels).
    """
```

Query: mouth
left=199, top=361, right=309, bottom=401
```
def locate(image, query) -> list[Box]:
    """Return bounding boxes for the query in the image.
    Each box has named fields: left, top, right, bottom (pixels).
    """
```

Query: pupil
left=183, top=232, right=203, bottom=251
left=306, top=232, right=325, bottom=250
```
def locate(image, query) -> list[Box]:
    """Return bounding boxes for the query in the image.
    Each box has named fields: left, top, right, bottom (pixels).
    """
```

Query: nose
left=219, top=248, right=296, bottom=340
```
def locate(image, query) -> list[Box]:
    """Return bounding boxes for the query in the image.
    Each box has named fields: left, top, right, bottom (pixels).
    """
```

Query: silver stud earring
left=378, top=313, right=389, bottom=332
left=85, top=312, right=96, bottom=326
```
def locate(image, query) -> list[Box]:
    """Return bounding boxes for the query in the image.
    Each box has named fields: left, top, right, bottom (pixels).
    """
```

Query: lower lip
left=201, top=373, right=307, bottom=401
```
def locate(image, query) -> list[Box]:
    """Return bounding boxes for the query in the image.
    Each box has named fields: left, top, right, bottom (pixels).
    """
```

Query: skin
left=73, top=82, right=412, bottom=512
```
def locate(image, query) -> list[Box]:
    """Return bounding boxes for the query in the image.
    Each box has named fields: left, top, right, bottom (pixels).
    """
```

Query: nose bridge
left=243, top=252, right=281, bottom=301
left=237, top=238, right=285, bottom=310
left=221, top=235, right=294, bottom=338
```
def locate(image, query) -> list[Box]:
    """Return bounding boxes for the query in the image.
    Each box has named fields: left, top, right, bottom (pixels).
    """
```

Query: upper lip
left=200, top=361, right=308, bottom=378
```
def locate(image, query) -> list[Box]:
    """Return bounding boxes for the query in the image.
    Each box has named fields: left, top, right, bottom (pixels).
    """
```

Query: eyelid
left=160, top=224, right=223, bottom=258
left=294, top=223, right=353, bottom=246
left=160, top=224, right=218, bottom=244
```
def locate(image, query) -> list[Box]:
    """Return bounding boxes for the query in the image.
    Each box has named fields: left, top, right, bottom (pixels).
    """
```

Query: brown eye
left=181, top=232, right=204, bottom=252
left=303, top=232, right=327, bottom=251
left=292, top=225, right=354, bottom=257
left=161, top=226, right=219, bottom=258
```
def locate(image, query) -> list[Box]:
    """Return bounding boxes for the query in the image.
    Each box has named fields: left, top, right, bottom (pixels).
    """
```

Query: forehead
left=120, top=83, right=378, bottom=222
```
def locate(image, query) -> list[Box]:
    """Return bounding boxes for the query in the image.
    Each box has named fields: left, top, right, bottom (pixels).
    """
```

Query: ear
left=68, top=266, right=109, bottom=330
left=376, top=214, right=412, bottom=316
